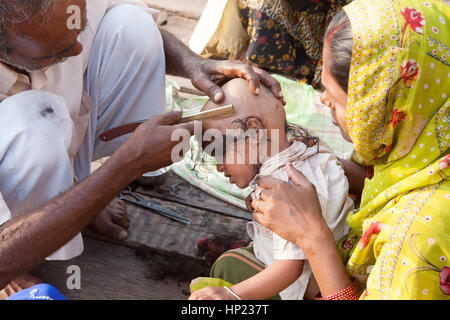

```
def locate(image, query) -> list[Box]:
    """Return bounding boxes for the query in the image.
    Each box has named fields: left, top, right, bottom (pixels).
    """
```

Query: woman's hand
left=188, top=286, right=238, bottom=300
left=338, top=157, right=367, bottom=196
left=251, top=163, right=331, bottom=253
left=252, top=163, right=353, bottom=296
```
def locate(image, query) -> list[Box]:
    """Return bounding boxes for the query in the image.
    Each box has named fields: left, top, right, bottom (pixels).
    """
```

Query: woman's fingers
left=285, top=163, right=313, bottom=188
left=245, top=194, right=253, bottom=212
left=251, top=197, right=259, bottom=213
left=251, top=177, right=283, bottom=212
left=251, top=199, right=267, bottom=215
left=252, top=210, right=265, bottom=225
left=253, top=186, right=269, bottom=201
left=255, top=175, right=284, bottom=190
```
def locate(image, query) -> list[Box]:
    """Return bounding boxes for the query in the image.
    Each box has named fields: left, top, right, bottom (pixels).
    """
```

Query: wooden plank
left=124, top=190, right=250, bottom=259
left=56, top=163, right=251, bottom=299
left=134, top=171, right=252, bottom=221
left=32, top=237, right=204, bottom=300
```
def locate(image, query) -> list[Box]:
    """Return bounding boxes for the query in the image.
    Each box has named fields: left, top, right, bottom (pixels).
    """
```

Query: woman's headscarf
left=338, top=0, right=450, bottom=299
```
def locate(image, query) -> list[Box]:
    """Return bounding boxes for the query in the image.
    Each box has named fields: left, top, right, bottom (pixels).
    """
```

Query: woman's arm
left=252, top=163, right=353, bottom=297
left=338, top=157, right=367, bottom=196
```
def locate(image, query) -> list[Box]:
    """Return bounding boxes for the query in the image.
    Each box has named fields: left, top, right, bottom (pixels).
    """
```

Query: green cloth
left=193, top=246, right=281, bottom=300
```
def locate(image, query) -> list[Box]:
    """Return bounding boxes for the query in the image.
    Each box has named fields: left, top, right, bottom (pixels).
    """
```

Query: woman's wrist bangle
left=319, top=281, right=362, bottom=300
left=224, top=286, right=242, bottom=300
left=366, top=165, right=374, bottom=179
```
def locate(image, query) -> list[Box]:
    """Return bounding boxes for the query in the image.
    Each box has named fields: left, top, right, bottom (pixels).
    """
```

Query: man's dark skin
left=0, top=0, right=285, bottom=297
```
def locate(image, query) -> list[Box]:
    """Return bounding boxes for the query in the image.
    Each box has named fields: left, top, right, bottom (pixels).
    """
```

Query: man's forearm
left=160, top=28, right=203, bottom=78
left=0, top=145, right=141, bottom=289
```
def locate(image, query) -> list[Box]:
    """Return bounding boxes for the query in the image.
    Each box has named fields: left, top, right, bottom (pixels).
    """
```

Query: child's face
left=202, top=127, right=266, bottom=188
left=200, top=78, right=289, bottom=189
left=216, top=137, right=260, bottom=188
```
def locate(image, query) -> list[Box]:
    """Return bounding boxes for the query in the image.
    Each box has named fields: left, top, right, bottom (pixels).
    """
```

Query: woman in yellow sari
left=250, top=0, right=449, bottom=299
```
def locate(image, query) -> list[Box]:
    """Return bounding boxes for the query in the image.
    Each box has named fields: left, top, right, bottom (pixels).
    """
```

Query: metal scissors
left=119, top=186, right=191, bottom=225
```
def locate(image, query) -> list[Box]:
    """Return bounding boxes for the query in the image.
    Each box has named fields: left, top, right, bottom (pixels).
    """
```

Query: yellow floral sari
left=338, top=0, right=450, bottom=299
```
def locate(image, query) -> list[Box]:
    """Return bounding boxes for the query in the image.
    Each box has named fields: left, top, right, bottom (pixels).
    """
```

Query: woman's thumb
left=285, top=163, right=310, bottom=187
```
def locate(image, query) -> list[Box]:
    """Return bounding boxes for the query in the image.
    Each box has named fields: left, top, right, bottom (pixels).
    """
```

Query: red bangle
left=319, top=281, right=362, bottom=300
left=366, top=165, right=374, bottom=179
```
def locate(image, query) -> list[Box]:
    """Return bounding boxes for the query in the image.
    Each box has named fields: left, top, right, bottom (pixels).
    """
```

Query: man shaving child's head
left=201, top=78, right=291, bottom=188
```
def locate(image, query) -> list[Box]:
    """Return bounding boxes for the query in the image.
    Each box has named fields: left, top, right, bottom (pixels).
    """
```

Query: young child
left=196, top=78, right=354, bottom=300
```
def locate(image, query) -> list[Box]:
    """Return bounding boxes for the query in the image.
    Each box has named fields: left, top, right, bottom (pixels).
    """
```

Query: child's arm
left=231, top=259, right=304, bottom=300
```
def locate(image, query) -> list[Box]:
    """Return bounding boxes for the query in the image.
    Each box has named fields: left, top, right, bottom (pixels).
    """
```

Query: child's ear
left=245, top=117, right=264, bottom=130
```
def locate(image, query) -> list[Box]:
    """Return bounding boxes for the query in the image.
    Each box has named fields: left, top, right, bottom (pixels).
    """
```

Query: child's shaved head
left=199, top=78, right=291, bottom=189
left=201, top=78, right=286, bottom=133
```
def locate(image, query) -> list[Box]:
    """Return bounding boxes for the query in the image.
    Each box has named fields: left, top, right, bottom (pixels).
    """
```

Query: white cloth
left=0, top=90, right=82, bottom=260
left=189, top=0, right=229, bottom=54
left=189, top=0, right=248, bottom=59
left=248, top=140, right=354, bottom=300
left=0, top=2, right=166, bottom=260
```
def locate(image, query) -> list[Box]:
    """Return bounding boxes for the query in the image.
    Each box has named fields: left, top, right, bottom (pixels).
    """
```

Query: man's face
left=1, top=0, right=87, bottom=71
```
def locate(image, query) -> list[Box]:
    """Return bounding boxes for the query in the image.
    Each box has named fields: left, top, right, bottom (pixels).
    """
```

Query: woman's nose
left=320, top=91, right=331, bottom=108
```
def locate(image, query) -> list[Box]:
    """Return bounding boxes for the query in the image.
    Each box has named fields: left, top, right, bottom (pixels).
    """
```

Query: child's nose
left=217, top=164, right=225, bottom=172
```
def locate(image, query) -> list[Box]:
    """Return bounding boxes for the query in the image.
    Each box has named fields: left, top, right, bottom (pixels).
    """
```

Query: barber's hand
left=124, top=111, right=194, bottom=174
left=189, top=286, right=238, bottom=300
left=191, top=59, right=286, bottom=105
left=251, top=163, right=330, bottom=253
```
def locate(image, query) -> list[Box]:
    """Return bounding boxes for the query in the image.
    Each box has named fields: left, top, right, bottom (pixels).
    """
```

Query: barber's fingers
left=172, top=120, right=195, bottom=136
left=218, top=60, right=261, bottom=95
left=198, top=80, right=225, bottom=103
left=192, top=60, right=258, bottom=103
left=151, top=111, right=195, bottom=135
left=154, top=111, right=183, bottom=125
left=252, top=67, right=286, bottom=105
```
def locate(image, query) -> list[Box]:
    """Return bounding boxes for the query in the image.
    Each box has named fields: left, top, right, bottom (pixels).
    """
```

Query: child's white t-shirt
left=248, top=140, right=354, bottom=300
